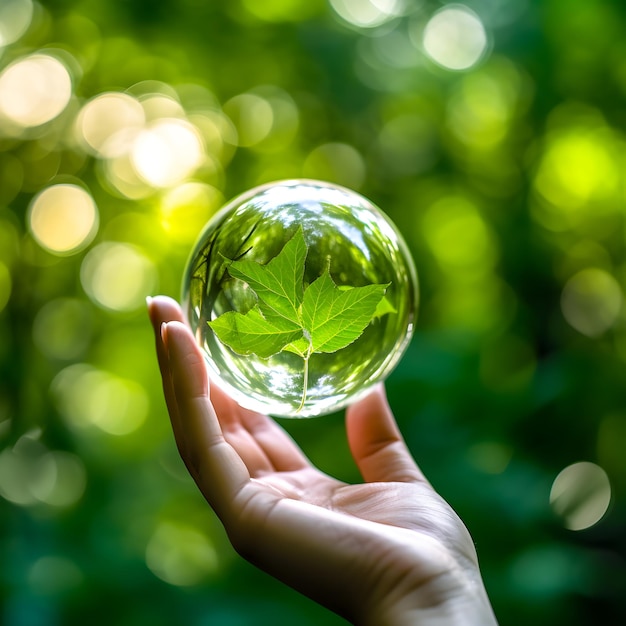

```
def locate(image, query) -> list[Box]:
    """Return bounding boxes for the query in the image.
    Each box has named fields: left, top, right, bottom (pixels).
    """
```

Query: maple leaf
left=208, top=227, right=390, bottom=411
left=207, top=307, right=302, bottom=359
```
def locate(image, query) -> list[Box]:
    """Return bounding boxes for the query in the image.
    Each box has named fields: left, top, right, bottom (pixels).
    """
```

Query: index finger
left=160, top=319, right=252, bottom=524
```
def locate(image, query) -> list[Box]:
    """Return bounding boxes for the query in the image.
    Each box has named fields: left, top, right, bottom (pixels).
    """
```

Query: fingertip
left=148, top=295, right=186, bottom=328
left=347, top=383, right=392, bottom=423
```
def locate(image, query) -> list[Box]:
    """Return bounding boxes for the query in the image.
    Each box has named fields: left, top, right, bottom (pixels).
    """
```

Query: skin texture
left=148, top=295, right=498, bottom=626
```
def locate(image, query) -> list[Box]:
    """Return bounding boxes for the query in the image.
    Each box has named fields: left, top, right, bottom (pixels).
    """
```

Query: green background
left=1, top=0, right=625, bottom=624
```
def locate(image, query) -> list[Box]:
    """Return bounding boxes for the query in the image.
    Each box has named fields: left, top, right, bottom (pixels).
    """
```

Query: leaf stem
left=297, top=349, right=311, bottom=414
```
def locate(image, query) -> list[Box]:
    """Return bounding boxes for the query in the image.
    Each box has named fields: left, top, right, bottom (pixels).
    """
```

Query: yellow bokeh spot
left=423, top=6, right=488, bottom=71
left=422, top=196, right=498, bottom=277
left=188, top=109, right=237, bottom=164
left=160, top=182, right=223, bottom=244
left=80, top=242, right=157, bottom=311
left=533, top=126, right=620, bottom=230
left=145, top=521, right=218, bottom=586
left=28, top=184, right=99, bottom=255
left=131, top=118, right=205, bottom=188
left=139, top=93, right=185, bottom=122
left=0, top=54, right=72, bottom=129
left=560, top=268, right=622, bottom=337
left=550, top=461, right=611, bottom=531
left=52, top=364, right=149, bottom=436
left=76, top=92, right=145, bottom=157
left=103, top=152, right=154, bottom=200
left=447, top=64, right=522, bottom=148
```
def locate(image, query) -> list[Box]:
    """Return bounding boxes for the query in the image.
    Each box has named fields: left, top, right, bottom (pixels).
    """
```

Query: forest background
left=0, top=0, right=625, bottom=624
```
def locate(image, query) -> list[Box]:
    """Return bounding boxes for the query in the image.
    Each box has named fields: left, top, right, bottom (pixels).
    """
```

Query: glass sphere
left=182, top=179, right=418, bottom=417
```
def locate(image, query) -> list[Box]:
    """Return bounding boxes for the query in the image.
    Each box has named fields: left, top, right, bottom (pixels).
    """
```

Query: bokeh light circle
left=550, top=461, right=611, bottom=531
left=182, top=179, right=418, bottom=417
left=0, top=54, right=72, bottom=128
left=561, top=268, right=622, bottom=337
left=329, top=0, right=403, bottom=29
left=52, top=364, right=149, bottom=435
left=0, top=0, right=34, bottom=47
left=76, top=92, right=145, bottom=157
left=131, top=118, right=205, bottom=188
left=80, top=242, right=157, bottom=311
left=28, top=184, right=99, bottom=255
left=423, top=6, right=488, bottom=71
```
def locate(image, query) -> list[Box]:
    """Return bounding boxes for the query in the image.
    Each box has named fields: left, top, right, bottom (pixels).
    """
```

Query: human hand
left=148, top=295, right=497, bottom=626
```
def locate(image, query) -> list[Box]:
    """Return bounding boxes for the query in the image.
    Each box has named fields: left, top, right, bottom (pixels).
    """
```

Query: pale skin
left=148, top=295, right=498, bottom=626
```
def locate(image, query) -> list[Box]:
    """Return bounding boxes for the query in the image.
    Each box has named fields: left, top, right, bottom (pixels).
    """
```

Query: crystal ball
left=182, top=179, right=418, bottom=417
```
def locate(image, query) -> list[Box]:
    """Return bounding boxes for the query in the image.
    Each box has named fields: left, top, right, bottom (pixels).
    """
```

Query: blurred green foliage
left=1, top=0, right=625, bottom=624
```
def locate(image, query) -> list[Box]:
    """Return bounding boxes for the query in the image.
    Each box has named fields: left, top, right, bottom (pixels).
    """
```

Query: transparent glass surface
left=182, top=179, right=418, bottom=417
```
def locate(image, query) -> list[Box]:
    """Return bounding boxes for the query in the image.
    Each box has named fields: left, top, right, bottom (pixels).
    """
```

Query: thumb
left=346, top=385, right=427, bottom=484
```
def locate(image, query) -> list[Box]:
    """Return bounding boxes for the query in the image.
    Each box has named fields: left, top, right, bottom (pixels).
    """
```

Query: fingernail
left=160, top=322, right=167, bottom=343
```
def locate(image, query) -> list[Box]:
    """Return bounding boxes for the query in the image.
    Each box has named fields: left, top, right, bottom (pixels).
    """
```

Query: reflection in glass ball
left=182, top=179, right=418, bottom=417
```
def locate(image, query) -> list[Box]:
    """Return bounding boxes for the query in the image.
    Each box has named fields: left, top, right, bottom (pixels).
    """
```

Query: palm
left=210, top=387, right=479, bottom=615
left=223, top=399, right=461, bottom=538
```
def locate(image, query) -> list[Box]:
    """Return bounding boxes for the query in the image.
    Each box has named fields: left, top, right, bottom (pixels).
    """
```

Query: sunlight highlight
left=76, top=92, right=145, bottom=157
left=330, top=0, right=404, bottom=29
left=28, top=184, right=99, bottom=255
left=131, top=118, right=205, bottom=187
left=423, top=6, right=488, bottom=71
left=0, top=54, right=72, bottom=129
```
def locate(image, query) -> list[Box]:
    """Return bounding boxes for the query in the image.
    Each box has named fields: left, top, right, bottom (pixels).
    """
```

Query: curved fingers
left=346, top=385, right=428, bottom=485
left=210, top=384, right=310, bottom=474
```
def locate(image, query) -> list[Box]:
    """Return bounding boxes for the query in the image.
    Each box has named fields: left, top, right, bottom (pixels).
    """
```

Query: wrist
left=358, top=569, right=497, bottom=626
